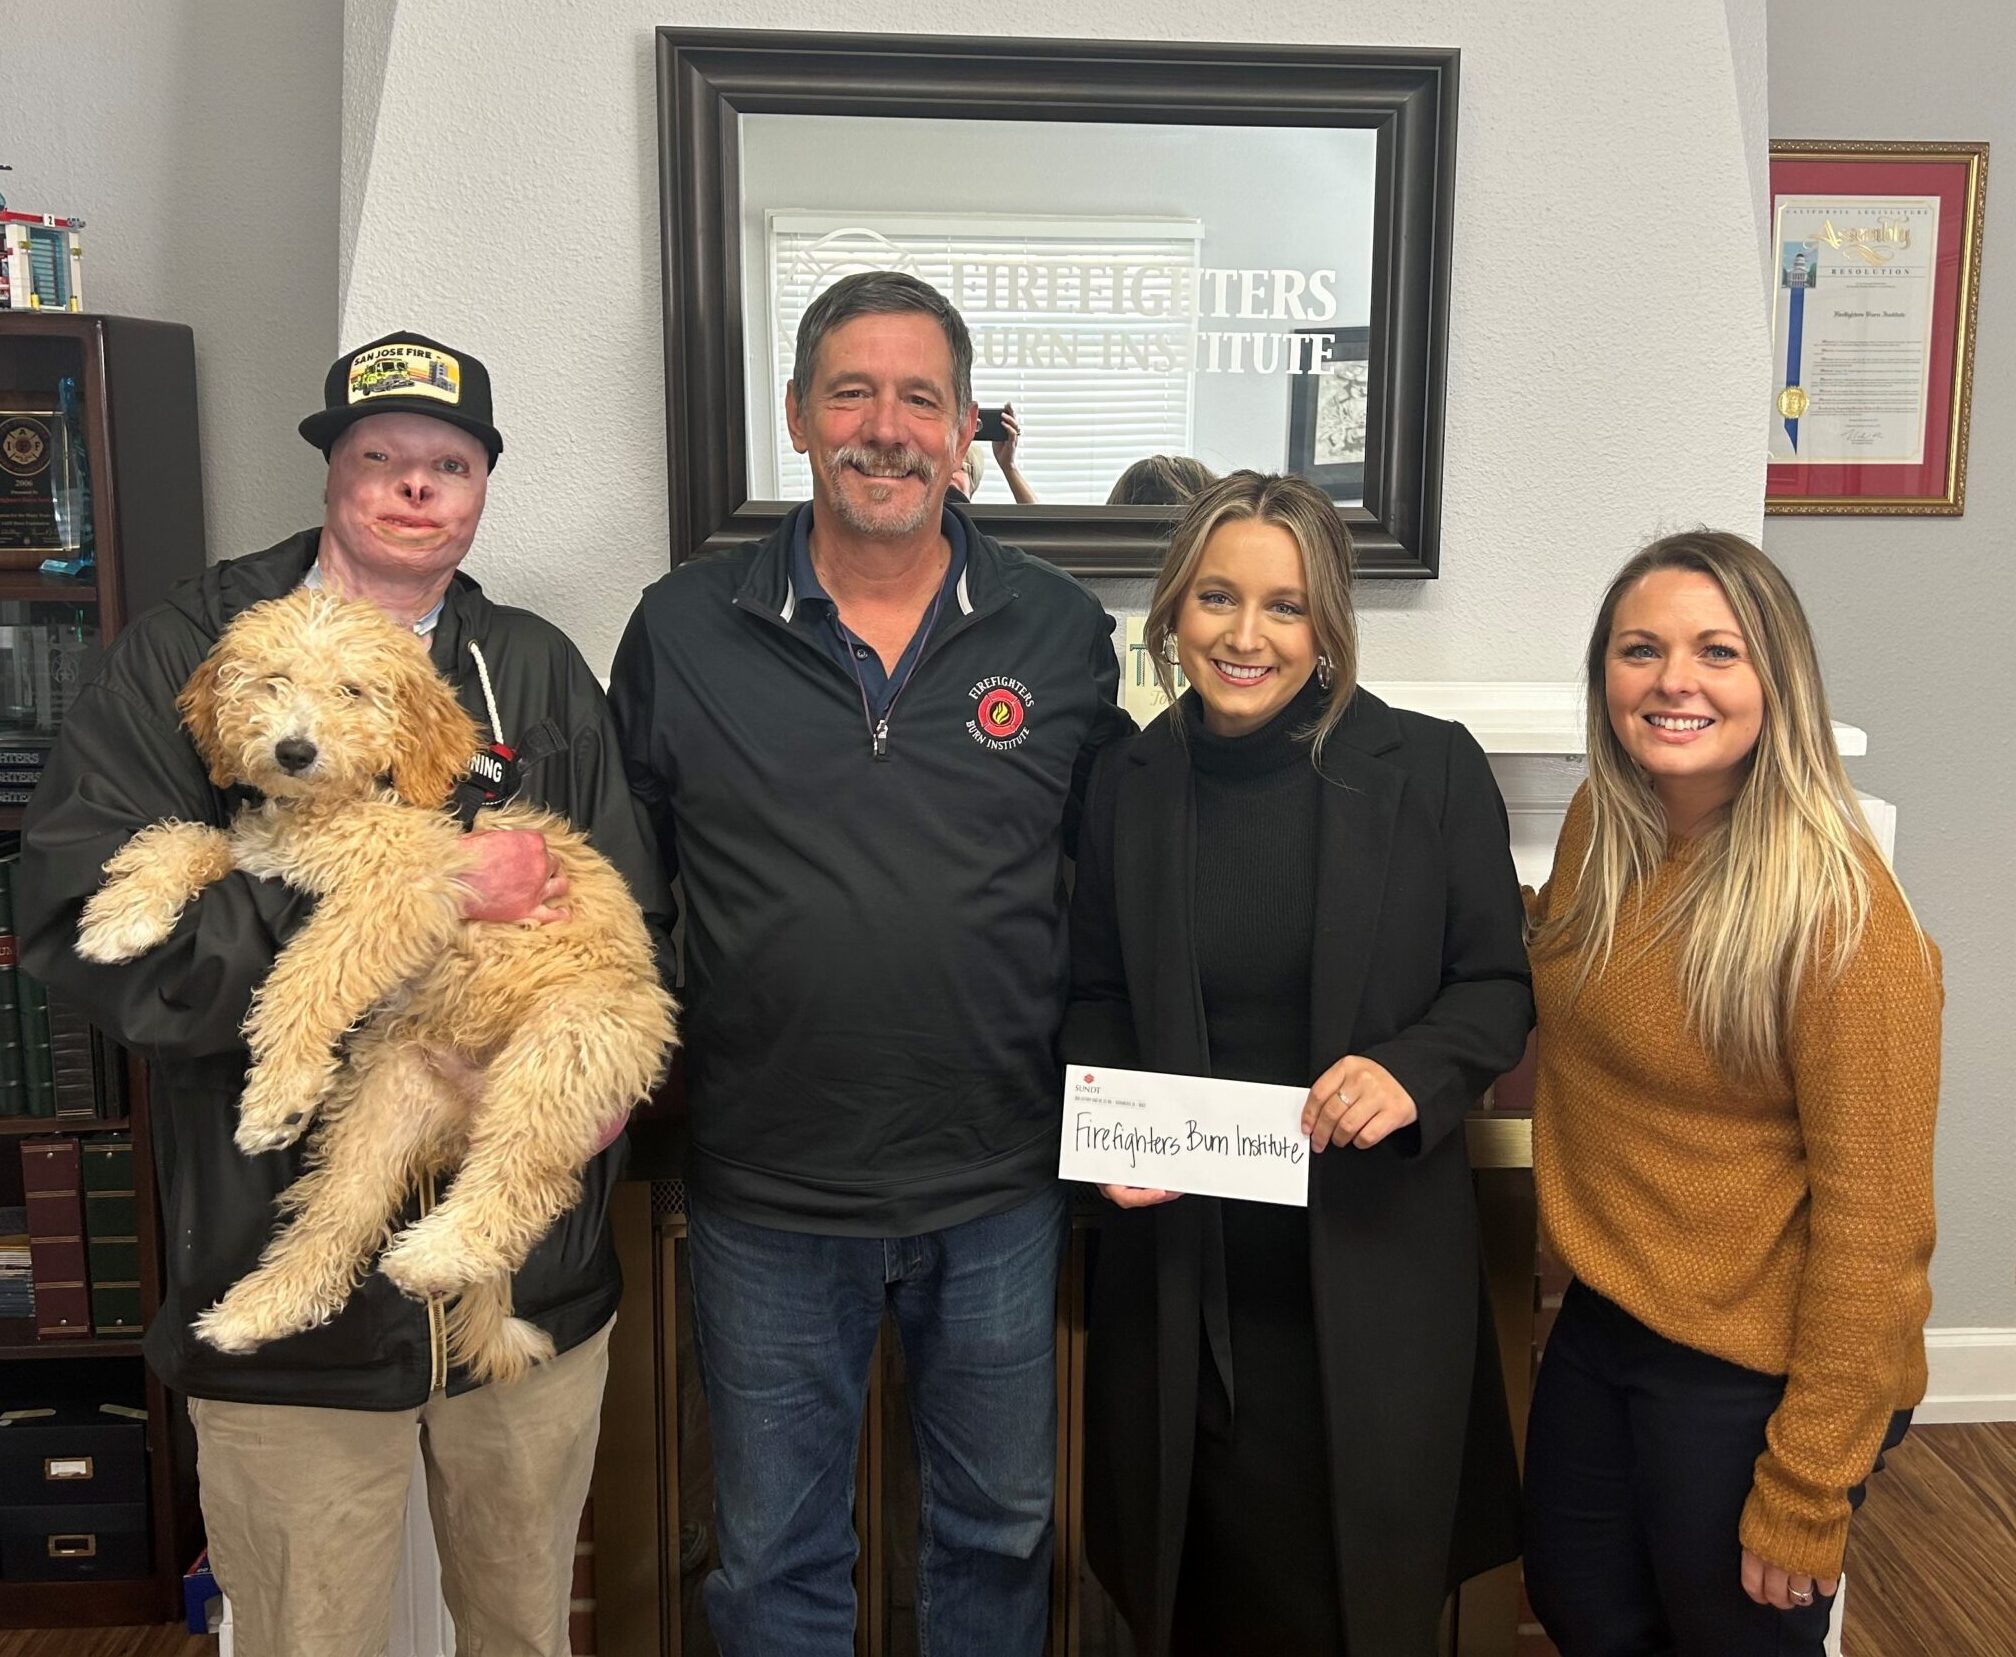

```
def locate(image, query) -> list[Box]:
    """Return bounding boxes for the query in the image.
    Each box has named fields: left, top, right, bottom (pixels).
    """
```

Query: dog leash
left=451, top=639, right=517, bottom=829
left=467, top=638, right=507, bottom=749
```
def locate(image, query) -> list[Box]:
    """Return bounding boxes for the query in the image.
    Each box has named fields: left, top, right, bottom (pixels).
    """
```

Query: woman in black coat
left=1064, top=472, right=1532, bottom=1656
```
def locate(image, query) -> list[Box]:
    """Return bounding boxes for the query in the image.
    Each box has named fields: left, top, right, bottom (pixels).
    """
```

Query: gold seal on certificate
left=1768, top=192, right=1940, bottom=467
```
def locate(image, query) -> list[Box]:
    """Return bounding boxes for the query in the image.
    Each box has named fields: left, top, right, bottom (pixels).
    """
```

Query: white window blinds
left=764, top=213, right=1202, bottom=505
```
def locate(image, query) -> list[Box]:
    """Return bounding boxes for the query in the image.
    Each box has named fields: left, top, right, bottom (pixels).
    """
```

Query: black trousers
left=1168, top=1201, right=1345, bottom=1657
left=1523, top=1280, right=1908, bottom=1657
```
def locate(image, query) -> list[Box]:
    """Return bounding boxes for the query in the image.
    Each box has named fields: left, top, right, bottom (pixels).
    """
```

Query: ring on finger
left=1789, top=1589, right=1814, bottom=1606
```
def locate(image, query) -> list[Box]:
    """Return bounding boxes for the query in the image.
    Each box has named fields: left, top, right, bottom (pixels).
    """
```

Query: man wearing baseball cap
left=17, top=332, right=671, bottom=1656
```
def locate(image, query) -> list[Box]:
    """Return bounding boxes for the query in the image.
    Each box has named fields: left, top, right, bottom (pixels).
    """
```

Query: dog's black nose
left=274, top=739, right=318, bottom=774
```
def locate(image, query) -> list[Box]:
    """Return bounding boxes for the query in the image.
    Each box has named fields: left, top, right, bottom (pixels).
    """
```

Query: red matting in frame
left=1767, top=144, right=1987, bottom=515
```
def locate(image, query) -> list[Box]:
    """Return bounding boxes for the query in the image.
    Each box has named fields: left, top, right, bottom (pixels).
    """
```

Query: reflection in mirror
left=739, top=116, right=1377, bottom=510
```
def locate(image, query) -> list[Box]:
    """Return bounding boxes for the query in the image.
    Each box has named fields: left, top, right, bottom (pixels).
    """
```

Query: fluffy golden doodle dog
left=76, top=588, right=676, bottom=1383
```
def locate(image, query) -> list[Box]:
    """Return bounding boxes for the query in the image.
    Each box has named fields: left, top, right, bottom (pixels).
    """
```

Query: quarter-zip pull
left=842, top=574, right=947, bottom=765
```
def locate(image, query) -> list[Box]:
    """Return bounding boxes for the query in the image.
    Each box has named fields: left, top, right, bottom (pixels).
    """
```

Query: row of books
left=0, top=851, right=125, bottom=1119
left=0, top=1205, right=30, bottom=1318
left=20, top=1136, right=140, bottom=1339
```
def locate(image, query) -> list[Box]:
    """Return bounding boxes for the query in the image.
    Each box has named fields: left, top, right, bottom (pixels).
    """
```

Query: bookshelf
left=0, top=313, right=206, bottom=1627
left=0, top=1116, right=130, bottom=1139
left=0, top=574, right=100, bottom=605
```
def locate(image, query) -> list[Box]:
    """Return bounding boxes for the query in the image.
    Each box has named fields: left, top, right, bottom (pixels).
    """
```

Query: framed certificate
left=0, top=399, right=73, bottom=566
left=1767, top=141, right=1988, bottom=515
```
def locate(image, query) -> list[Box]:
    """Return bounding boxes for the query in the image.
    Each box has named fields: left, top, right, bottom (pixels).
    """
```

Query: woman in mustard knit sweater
left=1523, top=531, right=1941, bottom=1656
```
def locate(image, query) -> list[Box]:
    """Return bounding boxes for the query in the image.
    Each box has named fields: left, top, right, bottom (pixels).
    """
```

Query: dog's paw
left=195, top=1272, right=350, bottom=1351
left=380, top=1222, right=488, bottom=1300
left=192, top=1307, right=262, bottom=1355
left=77, top=883, right=183, bottom=963
left=234, top=1099, right=314, bottom=1155
left=193, top=1296, right=281, bottom=1354
left=235, top=1063, right=327, bottom=1153
left=231, top=1120, right=306, bottom=1161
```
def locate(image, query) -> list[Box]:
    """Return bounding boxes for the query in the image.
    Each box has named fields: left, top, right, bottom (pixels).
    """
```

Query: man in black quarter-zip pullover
left=611, top=272, right=1130, bottom=1656
left=18, top=335, right=671, bottom=1657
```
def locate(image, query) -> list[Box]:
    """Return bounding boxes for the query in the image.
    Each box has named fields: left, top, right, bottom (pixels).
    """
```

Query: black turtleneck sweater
left=1186, top=682, right=1321, bottom=1088
left=1171, top=678, right=1345, bottom=1656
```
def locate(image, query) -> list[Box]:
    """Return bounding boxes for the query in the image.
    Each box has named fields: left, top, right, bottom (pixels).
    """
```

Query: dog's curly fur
left=77, top=588, right=677, bottom=1383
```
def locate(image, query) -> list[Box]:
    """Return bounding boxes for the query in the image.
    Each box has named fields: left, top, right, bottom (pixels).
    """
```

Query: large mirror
left=658, top=31, right=1458, bottom=577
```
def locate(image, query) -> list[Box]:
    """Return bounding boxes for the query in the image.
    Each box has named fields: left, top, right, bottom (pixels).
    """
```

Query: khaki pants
left=189, top=1318, right=611, bottom=1657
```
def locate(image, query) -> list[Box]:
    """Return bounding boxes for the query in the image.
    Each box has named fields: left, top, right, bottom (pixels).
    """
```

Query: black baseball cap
left=298, top=331, right=503, bottom=469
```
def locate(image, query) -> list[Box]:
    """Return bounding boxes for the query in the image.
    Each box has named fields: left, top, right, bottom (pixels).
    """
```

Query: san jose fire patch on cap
left=967, top=677, right=1033, bottom=751
left=346, top=342, right=461, bottom=407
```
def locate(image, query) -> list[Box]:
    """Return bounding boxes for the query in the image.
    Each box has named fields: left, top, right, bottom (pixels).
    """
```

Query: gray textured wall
left=1767, top=0, right=2014, bottom=1325
left=4, top=1, right=343, bottom=563
left=339, top=0, right=1771, bottom=678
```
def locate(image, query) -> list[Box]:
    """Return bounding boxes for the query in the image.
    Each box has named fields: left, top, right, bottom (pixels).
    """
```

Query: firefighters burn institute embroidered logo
left=967, top=677, right=1033, bottom=750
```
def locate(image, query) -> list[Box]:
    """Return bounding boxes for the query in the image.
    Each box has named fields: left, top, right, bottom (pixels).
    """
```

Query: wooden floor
left=13, top=1423, right=2015, bottom=1657
left=0, top=1632, right=208, bottom=1657
left=1841, top=1420, right=2016, bottom=1655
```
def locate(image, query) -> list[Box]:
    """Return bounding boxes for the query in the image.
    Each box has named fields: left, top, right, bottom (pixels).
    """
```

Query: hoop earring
left=1316, top=654, right=1335, bottom=691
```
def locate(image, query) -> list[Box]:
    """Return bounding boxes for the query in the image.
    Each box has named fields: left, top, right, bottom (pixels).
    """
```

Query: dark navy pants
left=1524, top=1279, right=1908, bottom=1657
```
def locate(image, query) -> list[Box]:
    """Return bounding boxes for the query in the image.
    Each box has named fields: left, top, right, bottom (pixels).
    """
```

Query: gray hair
left=791, top=271, right=975, bottom=413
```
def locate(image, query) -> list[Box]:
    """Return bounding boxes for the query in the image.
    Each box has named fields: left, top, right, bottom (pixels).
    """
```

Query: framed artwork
left=1767, top=140, right=1988, bottom=515
left=656, top=30, right=1460, bottom=577
left=1285, top=325, right=1371, bottom=501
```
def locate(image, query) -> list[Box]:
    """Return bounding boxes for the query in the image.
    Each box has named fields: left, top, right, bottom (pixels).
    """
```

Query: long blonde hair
left=1142, top=471, right=1359, bottom=758
left=1532, top=531, right=1914, bottom=1080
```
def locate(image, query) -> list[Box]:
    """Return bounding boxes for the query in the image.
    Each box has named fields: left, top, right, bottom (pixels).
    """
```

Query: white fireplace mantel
left=1361, top=681, right=1867, bottom=759
left=1359, top=682, right=1891, bottom=887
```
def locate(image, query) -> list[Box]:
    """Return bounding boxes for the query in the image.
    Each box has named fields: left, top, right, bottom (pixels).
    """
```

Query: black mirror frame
left=657, top=28, right=1458, bottom=579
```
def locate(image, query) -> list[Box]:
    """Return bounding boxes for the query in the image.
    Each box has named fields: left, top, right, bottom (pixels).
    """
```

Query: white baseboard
left=1917, top=1328, right=2016, bottom=1424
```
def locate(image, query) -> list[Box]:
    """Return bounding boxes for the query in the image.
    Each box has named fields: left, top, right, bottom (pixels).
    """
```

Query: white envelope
left=1059, top=1063, right=1311, bottom=1206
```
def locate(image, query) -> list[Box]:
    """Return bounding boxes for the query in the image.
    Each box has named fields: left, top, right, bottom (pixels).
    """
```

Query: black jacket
left=1064, top=690, right=1532, bottom=1657
left=16, top=530, right=674, bottom=1409
left=609, top=505, right=1131, bottom=1236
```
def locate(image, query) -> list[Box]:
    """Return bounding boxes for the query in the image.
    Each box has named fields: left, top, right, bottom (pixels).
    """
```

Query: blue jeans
left=687, top=1184, right=1068, bottom=1657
